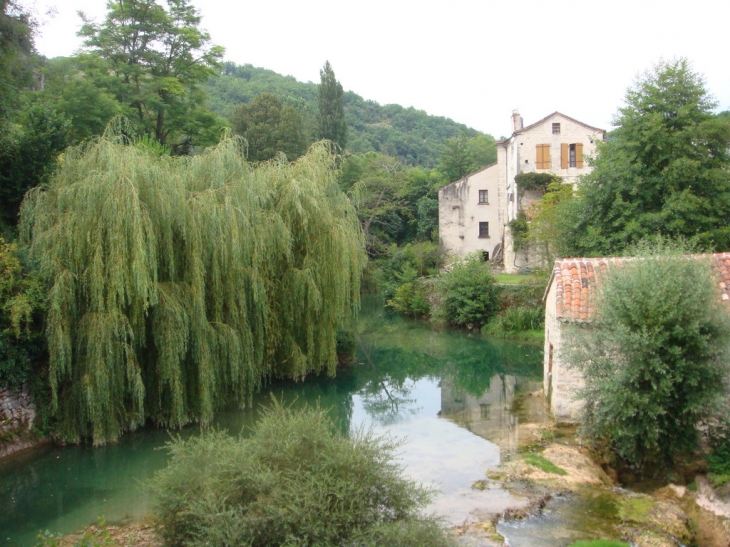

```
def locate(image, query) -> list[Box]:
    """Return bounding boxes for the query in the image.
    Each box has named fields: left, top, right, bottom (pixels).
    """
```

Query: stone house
left=438, top=111, right=605, bottom=271
left=543, top=253, right=730, bottom=420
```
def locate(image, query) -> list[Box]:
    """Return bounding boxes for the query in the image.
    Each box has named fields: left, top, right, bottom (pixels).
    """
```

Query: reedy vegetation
left=20, top=124, right=366, bottom=444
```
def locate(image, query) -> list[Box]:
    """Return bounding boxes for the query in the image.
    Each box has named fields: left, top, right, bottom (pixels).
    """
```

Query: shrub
left=387, top=265, right=431, bottom=317
left=0, top=237, right=46, bottom=388
left=151, top=402, right=454, bottom=547
left=484, top=306, right=544, bottom=336
left=434, top=253, right=499, bottom=329
left=567, top=240, right=730, bottom=469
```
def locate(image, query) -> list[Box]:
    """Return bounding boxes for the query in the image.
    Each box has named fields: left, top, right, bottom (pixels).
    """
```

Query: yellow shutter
left=536, top=144, right=550, bottom=169
left=561, top=143, right=569, bottom=169
left=576, top=143, right=584, bottom=168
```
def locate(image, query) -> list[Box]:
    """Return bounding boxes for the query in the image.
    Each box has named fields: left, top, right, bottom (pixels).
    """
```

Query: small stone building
left=438, top=111, right=605, bottom=271
left=543, top=253, right=730, bottom=420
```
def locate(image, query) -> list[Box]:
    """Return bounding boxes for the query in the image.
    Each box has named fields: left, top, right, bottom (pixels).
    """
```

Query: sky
left=29, top=0, right=730, bottom=138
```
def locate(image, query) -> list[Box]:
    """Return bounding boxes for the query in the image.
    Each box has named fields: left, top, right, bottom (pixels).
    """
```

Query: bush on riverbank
left=483, top=305, right=544, bottom=341
left=567, top=240, right=730, bottom=470
left=433, top=254, right=500, bottom=329
left=152, top=402, right=454, bottom=547
left=0, top=237, right=46, bottom=389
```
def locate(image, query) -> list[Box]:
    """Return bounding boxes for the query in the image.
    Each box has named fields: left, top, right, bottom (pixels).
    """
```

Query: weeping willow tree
left=20, top=122, right=366, bottom=444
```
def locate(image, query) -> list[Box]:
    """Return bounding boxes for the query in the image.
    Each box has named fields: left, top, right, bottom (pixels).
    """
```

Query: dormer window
left=552, top=123, right=561, bottom=134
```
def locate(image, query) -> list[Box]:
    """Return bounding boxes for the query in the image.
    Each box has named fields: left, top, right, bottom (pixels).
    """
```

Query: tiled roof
left=547, top=253, right=730, bottom=323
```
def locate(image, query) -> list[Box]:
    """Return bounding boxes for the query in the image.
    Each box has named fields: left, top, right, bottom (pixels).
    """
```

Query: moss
left=617, top=497, right=654, bottom=523
left=708, top=473, right=730, bottom=488
left=686, top=480, right=698, bottom=491
left=521, top=453, right=568, bottom=476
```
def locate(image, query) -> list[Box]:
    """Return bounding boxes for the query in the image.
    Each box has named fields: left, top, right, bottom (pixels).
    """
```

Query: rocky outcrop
left=0, top=384, right=41, bottom=458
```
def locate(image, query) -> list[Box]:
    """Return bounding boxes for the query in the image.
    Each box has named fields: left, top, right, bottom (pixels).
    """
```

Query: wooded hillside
left=206, top=62, right=490, bottom=167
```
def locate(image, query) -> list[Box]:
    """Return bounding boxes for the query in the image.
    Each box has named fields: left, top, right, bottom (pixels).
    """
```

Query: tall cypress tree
left=317, top=61, right=347, bottom=150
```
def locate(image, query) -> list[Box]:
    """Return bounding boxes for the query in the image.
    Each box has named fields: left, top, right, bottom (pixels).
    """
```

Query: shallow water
left=0, top=302, right=546, bottom=546
left=497, top=488, right=625, bottom=546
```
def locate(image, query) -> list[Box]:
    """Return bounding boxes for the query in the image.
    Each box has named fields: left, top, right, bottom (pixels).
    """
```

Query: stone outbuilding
left=543, top=253, right=730, bottom=420
left=438, top=111, right=605, bottom=271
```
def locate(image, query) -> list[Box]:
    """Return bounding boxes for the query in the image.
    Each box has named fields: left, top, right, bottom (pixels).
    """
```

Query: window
left=552, top=123, right=561, bottom=134
left=478, top=222, right=489, bottom=238
left=478, top=190, right=488, bottom=204
left=536, top=144, right=550, bottom=169
left=482, top=251, right=489, bottom=262
left=561, top=143, right=584, bottom=168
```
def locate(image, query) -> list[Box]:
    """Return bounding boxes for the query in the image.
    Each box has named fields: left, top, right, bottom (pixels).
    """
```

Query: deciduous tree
left=230, top=93, right=307, bottom=161
left=564, top=58, right=730, bottom=256
left=78, top=0, right=225, bottom=151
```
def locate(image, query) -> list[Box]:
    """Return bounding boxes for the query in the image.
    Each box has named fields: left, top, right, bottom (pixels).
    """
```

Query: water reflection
left=0, top=303, right=544, bottom=545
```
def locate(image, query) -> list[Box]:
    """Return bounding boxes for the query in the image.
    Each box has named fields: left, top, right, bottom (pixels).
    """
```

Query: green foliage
left=78, top=0, right=225, bottom=151
left=0, top=0, right=36, bottom=118
left=317, top=61, right=347, bottom=150
left=434, top=254, right=499, bottom=329
left=521, top=453, right=568, bottom=475
left=437, top=132, right=496, bottom=182
left=375, top=241, right=442, bottom=301
left=151, top=402, right=454, bottom=547
left=526, top=179, right=575, bottom=264
left=386, top=266, right=431, bottom=318
left=207, top=62, right=490, bottom=168
left=707, top=418, right=730, bottom=476
left=230, top=92, right=307, bottom=161
left=335, top=329, right=356, bottom=366
left=564, top=58, right=730, bottom=256
left=20, top=124, right=366, bottom=444
left=483, top=306, right=544, bottom=338
left=515, top=172, right=558, bottom=195
left=0, top=101, right=71, bottom=225
left=35, top=56, right=124, bottom=145
left=345, top=153, right=444, bottom=255
left=508, top=211, right=529, bottom=253
left=568, top=240, right=730, bottom=469
left=0, top=237, right=45, bottom=388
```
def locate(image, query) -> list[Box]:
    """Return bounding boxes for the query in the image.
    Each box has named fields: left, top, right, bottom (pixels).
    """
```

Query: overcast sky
left=29, top=0, right=730, bottom=138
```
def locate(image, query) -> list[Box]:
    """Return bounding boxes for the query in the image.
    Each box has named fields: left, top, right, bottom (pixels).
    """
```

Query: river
left=0, top=300, right=548, bottom=546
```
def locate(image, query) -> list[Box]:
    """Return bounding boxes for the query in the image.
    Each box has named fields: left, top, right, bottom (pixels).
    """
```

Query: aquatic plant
left=21, top=123, right=367, bottom=444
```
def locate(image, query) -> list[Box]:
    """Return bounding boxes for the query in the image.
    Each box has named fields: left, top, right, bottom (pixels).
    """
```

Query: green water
left=0, top=302, right=544, bottom=546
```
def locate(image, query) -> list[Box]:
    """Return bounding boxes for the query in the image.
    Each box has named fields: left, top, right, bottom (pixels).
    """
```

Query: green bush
left=567, top=240, right=730, bottom=469
left=151, top=402, right=454, bottom=547
left=434, top=254, right=499, bottom=329
left=0, top=237, right=46, bottom=388
left=387, top=265, right=431, bottom=317
left=707, top=417, right=730, bottom=476
left=484, top=306, right=544, bottom=336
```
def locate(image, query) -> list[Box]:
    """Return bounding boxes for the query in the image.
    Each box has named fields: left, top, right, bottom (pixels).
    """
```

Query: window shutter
left=561, top=143, right=569, bottom=169
left=576, top=143, right=584, bottom=168
left=536, top=144, right=550, bottom=169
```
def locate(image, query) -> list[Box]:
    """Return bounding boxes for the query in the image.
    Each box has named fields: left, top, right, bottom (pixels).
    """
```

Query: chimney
left=512, top=110, right=523, bottom=132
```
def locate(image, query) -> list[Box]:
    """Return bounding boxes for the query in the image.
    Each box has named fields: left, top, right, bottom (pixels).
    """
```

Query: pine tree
left=317, top=61, right=347, bottom=150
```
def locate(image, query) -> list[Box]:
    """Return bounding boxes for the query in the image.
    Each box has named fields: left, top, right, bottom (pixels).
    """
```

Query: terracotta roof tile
left=547, top=253, right=730, bottom=323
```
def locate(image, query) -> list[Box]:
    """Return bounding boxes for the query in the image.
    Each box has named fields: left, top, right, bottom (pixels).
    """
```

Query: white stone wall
left=438, top=164, right=503, bottom=261
left=504, top=113, right=604, bottom=225
left=544, top=283, right=585, bottom=421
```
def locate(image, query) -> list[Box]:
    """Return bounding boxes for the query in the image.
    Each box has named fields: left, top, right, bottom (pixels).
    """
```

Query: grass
left=569, top=541, right=629, bottom=547
left=493, top=274, right=543, bottom=285
left=521, top=453, right=568, bottom=475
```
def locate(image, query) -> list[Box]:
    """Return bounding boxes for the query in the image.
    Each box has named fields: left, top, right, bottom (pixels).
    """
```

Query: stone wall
left=0, top=384, right=36, bottom=435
